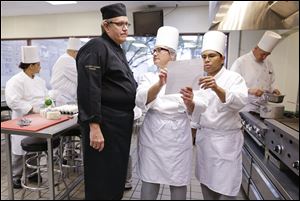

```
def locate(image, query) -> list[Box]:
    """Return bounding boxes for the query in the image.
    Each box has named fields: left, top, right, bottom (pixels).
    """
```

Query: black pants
left=81, top=108, right=133, bottom=200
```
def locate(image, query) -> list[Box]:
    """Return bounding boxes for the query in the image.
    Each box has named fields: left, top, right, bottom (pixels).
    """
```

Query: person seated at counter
left=5, top=46, right=48, bottom=188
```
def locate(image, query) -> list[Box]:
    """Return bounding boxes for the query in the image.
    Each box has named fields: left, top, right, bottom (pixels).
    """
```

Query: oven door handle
left=244, top=128, right=264, bottom=147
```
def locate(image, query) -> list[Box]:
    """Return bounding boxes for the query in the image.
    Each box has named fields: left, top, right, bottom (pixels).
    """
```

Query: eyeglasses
left=107, top=21, right=131, bottom=28
left=152, top=47, right=170, bottom=55
left=201, top=53, right=220, bottom=60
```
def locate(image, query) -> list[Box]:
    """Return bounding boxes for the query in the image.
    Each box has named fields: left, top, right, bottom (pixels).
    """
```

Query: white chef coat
left=135, top=71, right=206, bottom=186
left=49, top=53, right=77, bottom=106
left=230, top=51, right=276, bottom=111
left=191, top=67, right=248, bottom=196
left=5, top=71, right=48, bottom=155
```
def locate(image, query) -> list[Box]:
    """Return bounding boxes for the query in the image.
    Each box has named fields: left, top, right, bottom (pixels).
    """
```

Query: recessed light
left=46, top=1, right=77, bottom=5
left=132, top=43, right=147, bottom=48
left=126, top=37, right=136, bottom=41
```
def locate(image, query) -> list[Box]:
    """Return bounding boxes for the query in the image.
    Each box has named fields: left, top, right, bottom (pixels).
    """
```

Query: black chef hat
left=100, top=3, right=127, bottom=20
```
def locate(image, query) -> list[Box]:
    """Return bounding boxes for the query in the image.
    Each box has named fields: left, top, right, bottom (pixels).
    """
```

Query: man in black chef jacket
left=76, top=3, right=137, bottom=200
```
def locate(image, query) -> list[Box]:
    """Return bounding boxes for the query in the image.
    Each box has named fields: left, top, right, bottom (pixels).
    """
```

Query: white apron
left=195, top=128, right=243, bottom=196
left=5, top=71, right=47, bottom=155
left=137, top=110, right=193, bottom=186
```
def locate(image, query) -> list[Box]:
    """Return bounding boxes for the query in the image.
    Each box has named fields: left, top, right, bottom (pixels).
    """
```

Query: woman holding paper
left=135, top=26, right=203, bottom=200
left=180, top=31, right=248, bottom=199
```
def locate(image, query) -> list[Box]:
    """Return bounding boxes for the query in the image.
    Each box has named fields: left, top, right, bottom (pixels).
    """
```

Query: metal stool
left=20, top=137, right=68, bottom=199
left=1, top=110, right=11, bottom=122
left=60, top=128, right=83, bottom=176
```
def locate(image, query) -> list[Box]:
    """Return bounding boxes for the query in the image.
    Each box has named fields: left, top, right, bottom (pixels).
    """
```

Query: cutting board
left=1, top=114, right=70, bottom=132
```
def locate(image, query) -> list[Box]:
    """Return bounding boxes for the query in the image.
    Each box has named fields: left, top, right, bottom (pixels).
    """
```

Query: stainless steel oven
left=249, top=181, right=263, bottom=200
left=264, top=118, right=299, bottom=176
left=240, top=112, right=299, bottom=200
left=251, top=161, right=283, bottom=199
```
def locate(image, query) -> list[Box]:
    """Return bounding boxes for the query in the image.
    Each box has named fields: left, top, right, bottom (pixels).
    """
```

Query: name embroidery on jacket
left=85, top=65, right=101, bottom=71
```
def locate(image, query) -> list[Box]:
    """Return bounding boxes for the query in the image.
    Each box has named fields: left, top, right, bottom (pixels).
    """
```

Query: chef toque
left=100, top=3, right=127, bottom=19
left=257, top=31, right=281, bottom=53
left=21, top=46, right=40, bottom=64
left=155, top=26, right=179, bottom=52
left=202, top=31, right=227, bottom=56
left=67, top=38, right=81, bottom=51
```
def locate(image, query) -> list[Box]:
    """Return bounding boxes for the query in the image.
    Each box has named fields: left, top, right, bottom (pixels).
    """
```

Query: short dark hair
left=18, top=62, right=31, bottom=70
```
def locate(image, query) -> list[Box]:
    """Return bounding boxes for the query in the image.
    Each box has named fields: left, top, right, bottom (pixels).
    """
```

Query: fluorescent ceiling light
left=126, top=37, right=136, bottom=41
left=80, top=38, right=91, bottom=43
left=132, top=43, right=147, bottom=48
left=182, top=36, right=198, bottom=41
left=184, top=42, right=196, bottom=48
left=46, top=1, right=77, bottom=5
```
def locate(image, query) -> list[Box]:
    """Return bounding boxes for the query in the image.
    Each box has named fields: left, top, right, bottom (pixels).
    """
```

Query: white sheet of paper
left=165, top=58, right=203, bottom=95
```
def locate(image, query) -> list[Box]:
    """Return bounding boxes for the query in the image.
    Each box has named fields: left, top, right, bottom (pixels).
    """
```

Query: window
left=31, top=39, right=69, bottom=89
left=1, top=38, right=92, bottom=90
left=1, top=40, right=27, bottom=88
left=123, top=34, right=205, bottom=83
left=1, top=34, right=228, bottom=89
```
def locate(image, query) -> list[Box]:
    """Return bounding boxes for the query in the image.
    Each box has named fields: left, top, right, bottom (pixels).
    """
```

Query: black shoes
left=124, top=181, right=132, bottom=190
left=12, top=178, right=22, bottom=189
left=12, top=174, right=42, bottom=189
left=62, top=151, right=81, bottom=165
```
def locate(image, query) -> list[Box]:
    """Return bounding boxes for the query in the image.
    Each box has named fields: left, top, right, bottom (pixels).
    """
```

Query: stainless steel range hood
left=209, top=1, right=299, bottom=31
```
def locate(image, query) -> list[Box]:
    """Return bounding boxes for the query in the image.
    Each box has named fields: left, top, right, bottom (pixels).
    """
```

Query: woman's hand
left=158, top=68, right=167, bottom=87
left=147, top=69, right=168, bottom=104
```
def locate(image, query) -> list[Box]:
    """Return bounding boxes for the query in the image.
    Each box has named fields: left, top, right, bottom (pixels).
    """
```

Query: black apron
left=76, top=33, right=137, bottom=200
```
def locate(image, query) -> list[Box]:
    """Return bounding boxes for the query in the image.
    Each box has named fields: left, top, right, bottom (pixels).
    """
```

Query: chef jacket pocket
left=152, top=119, right=183, bottom=145
left=210, top=133, right=243, bottom=161
left=165, top=118, right=191, bottom=147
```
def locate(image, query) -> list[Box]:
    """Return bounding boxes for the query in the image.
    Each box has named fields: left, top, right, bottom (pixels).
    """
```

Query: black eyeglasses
left=201, top=53, right=220, bottom=60
left=107, top=21, right=131, bottom=28
left=152, top=47, right=170, bottom=55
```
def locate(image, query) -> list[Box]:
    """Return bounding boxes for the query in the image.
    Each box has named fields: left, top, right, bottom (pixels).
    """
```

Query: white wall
left=227, top=31, right=241, bottom=68
left=270, top=31, right=299, bottom=111
left=163, top=6, right=209, bottom=33
left=1, top=12, right=101, bottom=38
left=1, top=6, right=209, bottom=38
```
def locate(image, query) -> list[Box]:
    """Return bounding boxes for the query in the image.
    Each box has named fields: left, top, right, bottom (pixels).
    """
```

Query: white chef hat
left=257, top=31, right=281, bottom=53
left=201, top=31, right=227, bottom=56
left=67, top=38, right=81, bottom=51
left=155, top=26, right=179, bottom=52
left=21, top=46, right=40, bottom=64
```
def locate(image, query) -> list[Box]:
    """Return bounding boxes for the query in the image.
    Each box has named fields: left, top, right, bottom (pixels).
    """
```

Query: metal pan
left=263, top=93, right=285, bottom=103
